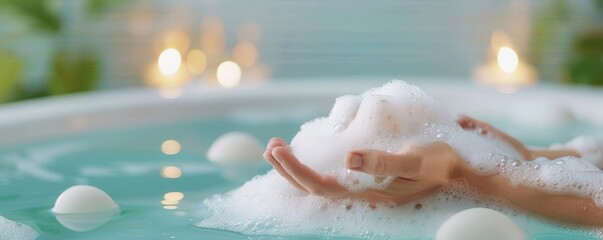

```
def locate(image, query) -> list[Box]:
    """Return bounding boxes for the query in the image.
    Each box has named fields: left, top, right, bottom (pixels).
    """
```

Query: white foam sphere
left=52, top=185, right=119, bottom=232
left=52, top=185, right=118, bottom=214
left=436, top=208, right=525, bottom=240
left=207, top=132, right=264, bottom=164
left=508, top=100, right=572, bottom=129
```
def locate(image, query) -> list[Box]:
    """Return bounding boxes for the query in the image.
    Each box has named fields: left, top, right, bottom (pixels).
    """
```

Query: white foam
left=290, top=81, right=456, bottom=192
left=0, top=216, right=38, bottom=240
left=551, top=135, right=603, bottom=169
left=198, top=80, right=603, bottom=238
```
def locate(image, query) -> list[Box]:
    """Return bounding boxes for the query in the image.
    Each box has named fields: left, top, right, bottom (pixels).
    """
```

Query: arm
left=264, top=137, right=603, bottom=227
left=528, top=148, right=580, bottom=160
left=455, top=161, right=603, bottom=226
left=457, top=115, right=580, bottom=160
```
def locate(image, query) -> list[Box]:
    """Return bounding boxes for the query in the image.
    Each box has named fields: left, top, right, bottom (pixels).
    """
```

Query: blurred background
left=0, top=0, right=602, bottom=103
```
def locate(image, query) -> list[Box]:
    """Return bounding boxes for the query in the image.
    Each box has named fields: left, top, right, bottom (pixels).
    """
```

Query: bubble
left=436, top=133, right=449, bottom=139
left=332, top=123, right=346, bottom=133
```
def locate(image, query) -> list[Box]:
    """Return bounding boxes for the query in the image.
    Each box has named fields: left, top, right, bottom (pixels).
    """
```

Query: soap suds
left=0, top=216, right=38, bottom=240
left=198, top=80, right=603, bottom=238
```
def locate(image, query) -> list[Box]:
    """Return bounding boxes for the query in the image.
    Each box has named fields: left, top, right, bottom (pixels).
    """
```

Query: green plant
left=0, top=51, right=23, bottom=102
left=565, top=30, right=603, bottom=86
left=49, top=50, right=100, bottom=94
left=0, top=0, right=123, bottom=103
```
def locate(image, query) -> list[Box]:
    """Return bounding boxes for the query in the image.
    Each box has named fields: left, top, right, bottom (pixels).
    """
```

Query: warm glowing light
left=161, top=200, right=179, bottom=205
left=497, top=47, right=518, bottom=74
left=144, top=62, right=189, bottom=90
left=164, top=30, right=191, bottom=52
left=164, top=192, right=184, bottom=201
left=217, top=61, right=241, bottom=88
left=491, top=30, right=511, bottom=51
left=186, top=49, right=207, bottom=75
left=161, top=140, right=181, bottom=155
left=161, top=166, right=182, bottom=179
left=200, top=16, right=225, bottom=56
left=161, top=191, right=184, bottom=210
left=473, top=31, right=538, bottom=91
left=158, top=48, right=182, bottom=75
left=233, top=42, right=258, bottom=68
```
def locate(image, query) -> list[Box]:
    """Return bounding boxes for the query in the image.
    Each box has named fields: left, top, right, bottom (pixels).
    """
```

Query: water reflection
left=160, top=166, right=182, bottom=179
left=161, top=140, right=181, bottom=155
left=55, top=210, right=118, bottom=232
left=161, top=191, right=184, bottom=210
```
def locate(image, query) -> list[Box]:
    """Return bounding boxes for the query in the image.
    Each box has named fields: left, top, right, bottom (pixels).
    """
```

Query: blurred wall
left=0, top=0, right=601, bottom=101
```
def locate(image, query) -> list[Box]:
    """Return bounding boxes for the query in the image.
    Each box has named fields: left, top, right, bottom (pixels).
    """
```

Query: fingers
left=456, top=115, right=490, bottom=135
left=273, top=146, right=349, bottom=198
left=345, top=150, right=422, bottom=180
left=263, top=138, right=286, bottom=165
left=456, top=114, right=474, bottom=129
left=263, top=138, right=307, bottom=192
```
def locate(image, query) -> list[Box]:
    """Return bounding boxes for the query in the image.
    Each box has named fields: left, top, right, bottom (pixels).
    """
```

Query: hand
left=263, top=138, right=460, bottom=204
left=457, top=115, right=531, bottom=160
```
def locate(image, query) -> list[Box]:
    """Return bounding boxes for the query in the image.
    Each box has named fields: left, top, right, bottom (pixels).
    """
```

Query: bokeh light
left=164, top=192, right=184, bottom=201
left=161, top=140, right=181, bottom=155
left=491, top=30, right=511, bottom=52
left=200, top=16, right=225, bottom=56
left=186, top=49, right=207, bottom=75
left=217, top=61, right=241, bottom=88
left=164, top=30, right=191, bottom=53
left=498, top=47, right=519, bottom=74
left=160, top=166, right=182, bottom=179
left=161, top=191, right=184, bottom=210
left=233, top=42, right=258, bottom=68
left=158, top=48, right=182, bottom=75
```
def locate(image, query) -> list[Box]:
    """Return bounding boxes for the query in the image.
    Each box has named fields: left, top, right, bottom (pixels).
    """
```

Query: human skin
left=263, top=116, right=602, bottom=226
left=456, top=115, right=580, bottom=160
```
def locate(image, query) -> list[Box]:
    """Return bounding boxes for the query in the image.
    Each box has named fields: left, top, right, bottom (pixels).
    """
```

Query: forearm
left=528, top=148, right=580, bottom=160
left=456, top=162, right=603, bottom=226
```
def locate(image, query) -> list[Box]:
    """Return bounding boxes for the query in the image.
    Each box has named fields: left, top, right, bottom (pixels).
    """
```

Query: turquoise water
left=0, top=115, right=308, bottom=239
left=0, top=111, right=600, bottom=239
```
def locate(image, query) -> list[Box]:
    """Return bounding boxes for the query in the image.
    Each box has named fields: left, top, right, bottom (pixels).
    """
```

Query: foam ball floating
left=52, top=185, right=119, bottom=232
left=436, top=208, right=525, bottom=240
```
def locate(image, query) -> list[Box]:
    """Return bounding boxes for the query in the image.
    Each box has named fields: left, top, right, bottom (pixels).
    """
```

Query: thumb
left=345, top=149, right=422, bottom=179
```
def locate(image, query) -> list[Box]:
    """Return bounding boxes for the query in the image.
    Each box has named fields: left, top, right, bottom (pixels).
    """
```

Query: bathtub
left=0, top=79, right=601, bottom=239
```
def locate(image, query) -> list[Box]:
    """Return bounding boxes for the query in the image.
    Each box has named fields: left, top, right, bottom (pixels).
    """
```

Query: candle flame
left=497, top=47, right=518, bottom=74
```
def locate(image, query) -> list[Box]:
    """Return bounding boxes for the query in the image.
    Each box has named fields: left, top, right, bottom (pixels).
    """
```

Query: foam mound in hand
left=290, top=80, right=457, bottom=192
